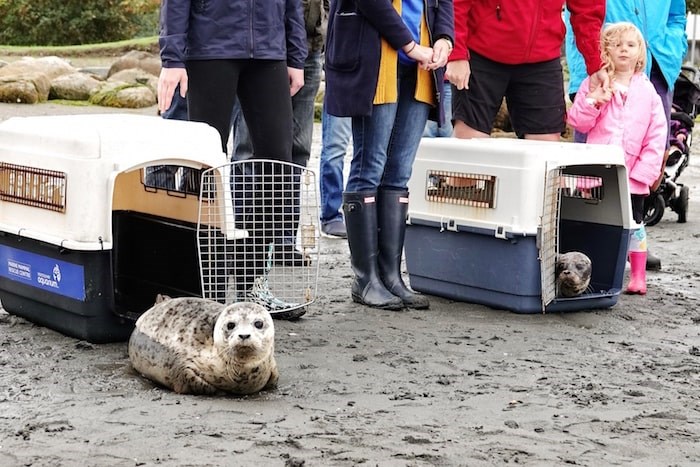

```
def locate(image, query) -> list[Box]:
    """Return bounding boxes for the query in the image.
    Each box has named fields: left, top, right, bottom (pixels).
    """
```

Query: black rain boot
left=377, top=189, right=430, bottom=309
left=343, top=192, right=404, bottom=310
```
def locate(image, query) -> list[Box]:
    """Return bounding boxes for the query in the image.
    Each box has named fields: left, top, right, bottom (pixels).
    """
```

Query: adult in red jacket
left=446, top=0, right=606, bottom=141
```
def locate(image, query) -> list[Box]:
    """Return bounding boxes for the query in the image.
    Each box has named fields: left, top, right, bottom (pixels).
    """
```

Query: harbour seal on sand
left=555, top=251, right=592, bottom=298
left=128, top=297, right=278, bottom=395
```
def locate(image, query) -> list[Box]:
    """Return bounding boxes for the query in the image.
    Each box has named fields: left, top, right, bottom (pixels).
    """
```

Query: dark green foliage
left=689, top=0, right=700, bottom=14
left=0, top=0, right=159, bottom=46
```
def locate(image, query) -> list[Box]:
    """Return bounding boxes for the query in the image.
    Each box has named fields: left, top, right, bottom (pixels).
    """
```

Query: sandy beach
left=0, top=102, right=698, bottom=466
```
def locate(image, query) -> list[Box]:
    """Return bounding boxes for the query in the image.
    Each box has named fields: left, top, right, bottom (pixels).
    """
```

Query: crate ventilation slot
left=0, top=162, right=66, bottom=212
left=559, top=173, right=603, bottom=202
left=426, top=170, right=496, bottom=208
left=142, top=165, right=212, bottom=198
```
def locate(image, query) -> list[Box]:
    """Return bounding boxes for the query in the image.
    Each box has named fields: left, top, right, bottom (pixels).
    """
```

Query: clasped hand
left=405, top=38, right=451, bottom=70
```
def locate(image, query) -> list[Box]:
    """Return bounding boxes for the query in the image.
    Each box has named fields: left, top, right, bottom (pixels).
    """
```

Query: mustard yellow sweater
left=373, top=0, right=435, bottom=106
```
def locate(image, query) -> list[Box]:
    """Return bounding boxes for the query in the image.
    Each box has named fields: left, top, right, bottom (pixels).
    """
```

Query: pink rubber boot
left=625, top=251, right=647, bottom=295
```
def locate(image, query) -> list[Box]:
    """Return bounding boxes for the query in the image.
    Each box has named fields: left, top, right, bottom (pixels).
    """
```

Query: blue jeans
left=346, top=65, right=430, bottom=192
left=232, top=50, right=323, bottom=166
left=422, top=83, right=453, bottom=137
left=319, top=108, right=352, bottom=223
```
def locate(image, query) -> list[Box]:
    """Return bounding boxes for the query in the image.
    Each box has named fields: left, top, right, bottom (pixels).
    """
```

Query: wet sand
left=0, top=102, right=698, bottom=466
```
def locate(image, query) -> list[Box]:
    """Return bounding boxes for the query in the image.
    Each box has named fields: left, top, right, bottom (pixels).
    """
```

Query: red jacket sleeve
left=449, top=0, right=474, bottom=62
left=567, top=0, right=605, bottom=75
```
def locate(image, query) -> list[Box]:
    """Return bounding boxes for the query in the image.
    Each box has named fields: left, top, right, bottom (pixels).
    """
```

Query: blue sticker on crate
left=0, top=245, right=86, bottom=301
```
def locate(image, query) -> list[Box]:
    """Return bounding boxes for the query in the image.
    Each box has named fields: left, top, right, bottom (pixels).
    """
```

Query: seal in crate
left=404, top=137, right=633, bottom=313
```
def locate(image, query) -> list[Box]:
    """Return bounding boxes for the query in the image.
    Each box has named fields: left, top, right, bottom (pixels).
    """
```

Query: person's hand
left=157, top=67, right=188, bottom=114
left=427, top=38, right=451, bottom=70
left=403, top=41, right=434, bottom=70
left=586, top=85, right=611, bottom=107
left=445, top=59, right=470, bottom=90
left=288, top=67, right=304, bottom=96
left=589, top=69, right=610, bottom=93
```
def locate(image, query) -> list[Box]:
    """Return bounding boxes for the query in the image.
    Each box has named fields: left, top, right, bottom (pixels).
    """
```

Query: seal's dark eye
left=254, top=320, right=264, bottom=329
left=226, top=322, right=236, bottom=331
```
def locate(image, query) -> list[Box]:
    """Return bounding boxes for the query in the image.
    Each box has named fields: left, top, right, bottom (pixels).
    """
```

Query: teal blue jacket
left=565, top=0, right=688, bottom=94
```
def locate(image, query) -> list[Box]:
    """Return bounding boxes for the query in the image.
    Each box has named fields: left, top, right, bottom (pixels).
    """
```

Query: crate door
left=539, top=167, right=562, bottom=310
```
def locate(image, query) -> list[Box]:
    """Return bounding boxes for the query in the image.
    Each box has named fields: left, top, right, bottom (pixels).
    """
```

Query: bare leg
left=524, top=133, right=560, bottom=142
left=453, top=120, right=489, bottom=139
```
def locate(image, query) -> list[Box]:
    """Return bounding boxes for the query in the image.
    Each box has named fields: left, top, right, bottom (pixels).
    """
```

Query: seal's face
left=556, top=251, right=592, bottom=298
left=213, top=302, right=275, bottom=361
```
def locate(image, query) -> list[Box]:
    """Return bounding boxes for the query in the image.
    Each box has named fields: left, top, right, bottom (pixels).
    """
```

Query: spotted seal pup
left=555, top=251, right=592, bottom=298
left=128, top=297, right=278, bottom=395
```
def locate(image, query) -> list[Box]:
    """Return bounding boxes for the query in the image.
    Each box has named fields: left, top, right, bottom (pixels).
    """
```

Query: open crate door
left=196, top=160, right=320, bottom=319
left=539, top=167, right=562, bottom=311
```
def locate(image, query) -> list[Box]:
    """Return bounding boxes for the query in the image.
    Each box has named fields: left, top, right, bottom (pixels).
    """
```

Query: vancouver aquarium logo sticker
left=0, top=244, right=85, bottom=301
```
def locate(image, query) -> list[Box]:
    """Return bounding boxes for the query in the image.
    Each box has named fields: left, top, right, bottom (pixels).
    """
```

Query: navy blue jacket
left=159, top=0, right=308, bottom=70
left=324, top=0, right=453, bottom=122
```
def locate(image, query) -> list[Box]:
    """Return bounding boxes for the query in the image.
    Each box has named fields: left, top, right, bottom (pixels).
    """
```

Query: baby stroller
left=644, top=65, right=700, bottom=226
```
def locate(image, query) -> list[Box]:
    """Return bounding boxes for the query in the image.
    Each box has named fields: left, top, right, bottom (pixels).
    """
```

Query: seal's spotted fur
left=555, top=252, right=592, bottom=298
left=128, top=297, right=277, bottom=395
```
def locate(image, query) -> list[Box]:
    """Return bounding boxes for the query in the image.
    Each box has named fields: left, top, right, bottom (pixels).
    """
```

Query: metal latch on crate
left=439, top=217, right=459, bottom=232
left=494, top=225, right=507, bottom=239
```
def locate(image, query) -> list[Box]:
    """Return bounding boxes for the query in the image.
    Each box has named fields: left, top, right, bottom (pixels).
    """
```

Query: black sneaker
left=321, top=219, right=347, bottom=238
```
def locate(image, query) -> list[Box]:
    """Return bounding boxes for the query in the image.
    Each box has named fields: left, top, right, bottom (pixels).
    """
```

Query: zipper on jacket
left=249, top=0, right=255, bottom=58
left=424, top=0, right=441, bottom=109
left=496, top=5, right=501, bottom=21
left=524, top=3, right=541, bottom=61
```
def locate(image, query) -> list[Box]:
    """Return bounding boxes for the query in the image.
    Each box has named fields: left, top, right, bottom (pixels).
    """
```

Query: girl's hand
left=587, top=82, right=612, bottom=106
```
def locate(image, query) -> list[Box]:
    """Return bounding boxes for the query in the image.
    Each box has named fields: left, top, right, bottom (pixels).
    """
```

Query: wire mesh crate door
left=539, top=167, right=562, bottom=310
left=197, top=160, right=320, bottom=313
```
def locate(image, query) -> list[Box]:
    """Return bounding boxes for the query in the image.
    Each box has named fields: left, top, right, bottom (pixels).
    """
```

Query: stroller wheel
left=673, top=185, right=689, bottom=223
left=643, top=193, right=665, bottom=226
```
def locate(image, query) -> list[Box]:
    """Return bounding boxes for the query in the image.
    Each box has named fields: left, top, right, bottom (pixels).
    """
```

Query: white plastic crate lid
left=0, top=114, right=228, bottom=250
left=407, top=137, right=628, bottom=235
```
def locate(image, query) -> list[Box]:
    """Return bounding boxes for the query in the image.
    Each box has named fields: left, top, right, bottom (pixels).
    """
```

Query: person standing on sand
left=156, top=0, right=308, bottom=314
left=324, top=0, right=454, bottom=310
left=568, top=22, right=668, bottom=296
left=564, top=0, right=687, bottom=271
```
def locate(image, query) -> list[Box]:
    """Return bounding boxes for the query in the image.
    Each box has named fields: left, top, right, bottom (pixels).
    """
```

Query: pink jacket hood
left=567, top=73, right=668, bottom=195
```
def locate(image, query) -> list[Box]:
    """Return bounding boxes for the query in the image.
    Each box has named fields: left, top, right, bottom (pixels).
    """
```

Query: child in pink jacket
left=568, top=22, right=668, bottom=295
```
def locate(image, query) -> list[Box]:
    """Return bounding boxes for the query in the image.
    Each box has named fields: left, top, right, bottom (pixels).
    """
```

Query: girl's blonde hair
left=600, top=22, right=647, bottom=75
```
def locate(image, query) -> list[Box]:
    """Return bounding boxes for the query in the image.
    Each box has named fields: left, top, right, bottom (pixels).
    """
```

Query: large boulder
left=107, top=50, right=161, bottom=77
left=0, top=56, right=76, bottom=79
left=89, top=81, right=156, bottom=108
left=0, top=56, right=76, bottom=103
left=50, top=72, right=103, bottom=101
left=0, top=73, right=52, bottom=103
left=107, top=68, right=158, bottom=94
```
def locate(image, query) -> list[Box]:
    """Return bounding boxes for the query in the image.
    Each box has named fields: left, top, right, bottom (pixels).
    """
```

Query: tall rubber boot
left=626, top=226, right=647, bottom=295
left=343, top=192, right=404, bottom=310
left=377, top=189, right=430, bottom=309
left=626, top=251, right=647, bottom=295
